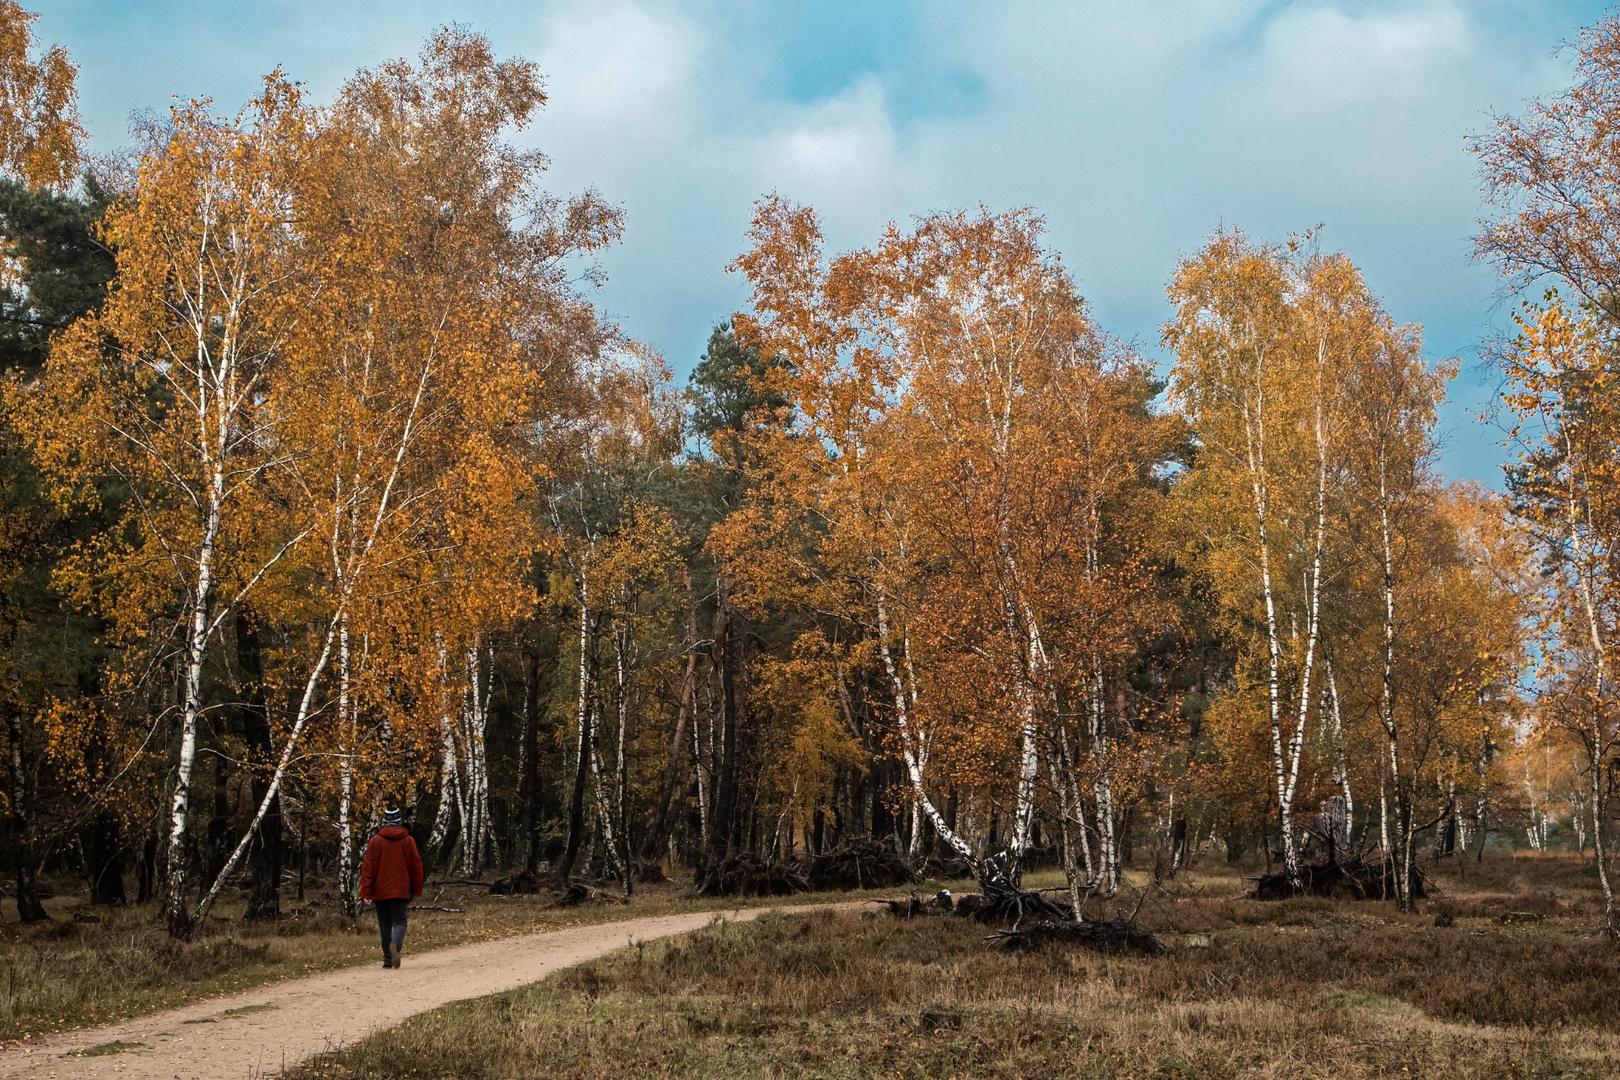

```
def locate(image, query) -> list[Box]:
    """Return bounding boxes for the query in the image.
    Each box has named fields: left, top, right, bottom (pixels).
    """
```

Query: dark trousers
left=374, top=897, right=409, bottom=960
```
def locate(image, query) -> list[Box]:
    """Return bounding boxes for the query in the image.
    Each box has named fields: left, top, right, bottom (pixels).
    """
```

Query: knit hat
left=382, top=806, right=403, bottom=825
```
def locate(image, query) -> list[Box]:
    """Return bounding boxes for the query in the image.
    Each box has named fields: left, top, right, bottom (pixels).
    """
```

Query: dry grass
left=0, top=876, right=929, bottom=1043
left=293, top=852, right=1620, bottom=1080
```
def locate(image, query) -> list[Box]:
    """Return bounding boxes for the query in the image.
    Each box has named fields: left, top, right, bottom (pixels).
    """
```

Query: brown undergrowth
left=294, top=852, right=1620, bottom=1080
left=0, top=877, right=928, bottom=1043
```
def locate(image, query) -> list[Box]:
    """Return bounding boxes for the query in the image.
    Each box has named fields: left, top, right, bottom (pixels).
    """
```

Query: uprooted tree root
left=553, top=882, right=592, bottom=907
left=875, top=883, right=1169, bottom=958
left=801, top=839, right=917, bottom=891
left=488, top=870, right=548, bottom=895
left=954, top=884, right=1075, bottom=923
left=989, top=918, right=1168, bottom=957
left=1252, top=857, right=1426, bottom=902
left=633, top=859, right=668, bottom=884
left=696, top=854, right=809, bottom=897
left=697, top=838, right=915, bottom=897
left=879, top=886, right=1073, bottom=923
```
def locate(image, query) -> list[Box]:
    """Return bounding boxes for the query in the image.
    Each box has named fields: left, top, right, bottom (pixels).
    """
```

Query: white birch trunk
left=1563, top=451, right=1617, bottom=931
left=1052, top=721, right=1094, bottom=884
left=875, top=595, right=984, bottom=879
left=694, top=703, right=710, bottom=850
left=164, top=478, right=222, bottom=933
left=336, top=620, right=358, bottom=914
left=429, top=639, right=461, bottom=856
left=1089, top=670, right=1119, bottom=895
left=163, top=195, right=239, bottom=937
left=614, top=627, right=632, bottom=893
left=458, top=642, right=493, bottom=876
left=192, top=619, right=339, bottom=925
left=1241, top=363, right=1298, bottom=890
left=1047, top=746, right=1089, bottom=915
left=1324, top=654, right=1355, bottom=828
left=589, top=697, right=622, bottom=878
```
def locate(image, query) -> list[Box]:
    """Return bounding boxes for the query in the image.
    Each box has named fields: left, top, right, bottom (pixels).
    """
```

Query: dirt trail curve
left=0, top=902, right=850, bottom=1080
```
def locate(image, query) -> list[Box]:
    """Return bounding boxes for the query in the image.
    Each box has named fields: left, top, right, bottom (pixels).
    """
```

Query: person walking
left=359, top=807, right=424, bottom=969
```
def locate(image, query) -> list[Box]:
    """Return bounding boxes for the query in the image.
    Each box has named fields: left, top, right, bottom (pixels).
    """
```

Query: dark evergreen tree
left=0, top=176, right=115, bottom=920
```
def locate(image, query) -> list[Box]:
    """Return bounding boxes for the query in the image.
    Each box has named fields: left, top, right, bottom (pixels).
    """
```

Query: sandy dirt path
left=0, top=902, right=846, bottom=1080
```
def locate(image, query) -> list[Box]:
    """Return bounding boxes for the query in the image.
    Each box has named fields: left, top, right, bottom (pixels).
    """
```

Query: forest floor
left=0, top=902, right=863, bottom=1080
left=0, top=873, right=929, bottom=1044
left=285, top=850, right=1620, bottom=1080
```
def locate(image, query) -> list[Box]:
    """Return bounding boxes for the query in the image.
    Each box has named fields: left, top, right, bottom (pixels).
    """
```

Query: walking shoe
left=381, top=958, right=393, bottom=969
left=390, top=942, right=401, bottom=969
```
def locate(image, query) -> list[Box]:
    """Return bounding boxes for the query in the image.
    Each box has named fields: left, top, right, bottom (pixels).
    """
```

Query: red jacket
left=359, top=825, right=424, bottom=901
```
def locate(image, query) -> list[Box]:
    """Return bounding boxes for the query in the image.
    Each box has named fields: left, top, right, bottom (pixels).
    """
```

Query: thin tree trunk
left=1276, top=344, right=1332, bottom=887
left=428, top=717, right=459, bottom=855
left=694, top=690, right=711, bottom=854
left=557, top=594, right=595, bottom=885
left=460, top=642, right=493, bottom=876
left=1325, top=652, right=1354, bottom=825
left=428, top=635, right=461, bottom=861
left=1243, top=370, right=1296, bottom=891
left=1564, top=454, right=1617, bottom=934
left=165, top=472, right=224, bottom=939
left=239, top=610, right=281, bottom=919
left=337, top=620, right=359, bottom=915
left=614, top=624, right=633, bottom=895
left=521, top=631, right=545, bottom=875
left=1475, top=733, right=1491, bottom=864
left=644, top=621, right=697, bottom=860
left=589, top=708, right=622, bottom=879
left=875, top=596, right=983, bottom=879
left=192, top=621, right=339, bottom=927
left=1378, top=763, right=1390, bottom=900
left=1370, top=447, right=1419, bottom=911
left=1091, top=671, right=1119, bottom=895
left=701, top=574, right=744, bottom=887
left=5, top=703, right=46, bottom=922
left=1048, top=722, right=1093, bottom=914
left=86, top=809, right=127, bottom=905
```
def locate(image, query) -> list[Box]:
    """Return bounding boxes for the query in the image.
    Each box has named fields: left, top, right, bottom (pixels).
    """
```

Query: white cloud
left=534, top=3, right=701, bottom=133
left=762, top=79, right=897, bottom=203
left=44, top=0, right=1605, bottom=480
left=1260, top=3, right=1473, bottom=105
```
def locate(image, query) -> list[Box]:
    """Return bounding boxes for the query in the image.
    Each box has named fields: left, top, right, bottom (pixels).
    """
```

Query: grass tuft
left=78, top=1040, right=144, bottom=1056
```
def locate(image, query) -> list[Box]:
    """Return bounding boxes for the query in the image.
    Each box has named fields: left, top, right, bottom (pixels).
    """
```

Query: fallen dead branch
left=874, top=890, right=955, bottom=918
left=548, top=881, right=631, bottom=906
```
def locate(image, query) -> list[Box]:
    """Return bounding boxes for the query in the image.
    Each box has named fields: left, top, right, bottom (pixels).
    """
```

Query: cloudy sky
left=36, top=0, right=1609, bottom=484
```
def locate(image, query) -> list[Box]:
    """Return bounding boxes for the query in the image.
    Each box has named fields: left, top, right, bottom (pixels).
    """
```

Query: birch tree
left=1338, top=303, right=1451, bottom=909
left=0, top=1, right=82, bottom=191
left=1499, top=297, right=1620, bottom=933
left=728, top=200, right=1170, bottom=894
left=1165, top=231, right=1351, bottom=890
left=1472, top=9, right=1620, bottom=937
left=34, top=78, right=311, bottom=937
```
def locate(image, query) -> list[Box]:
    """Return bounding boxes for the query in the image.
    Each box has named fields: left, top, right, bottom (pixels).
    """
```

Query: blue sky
left=36, top=0, right=1612, bottom=485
